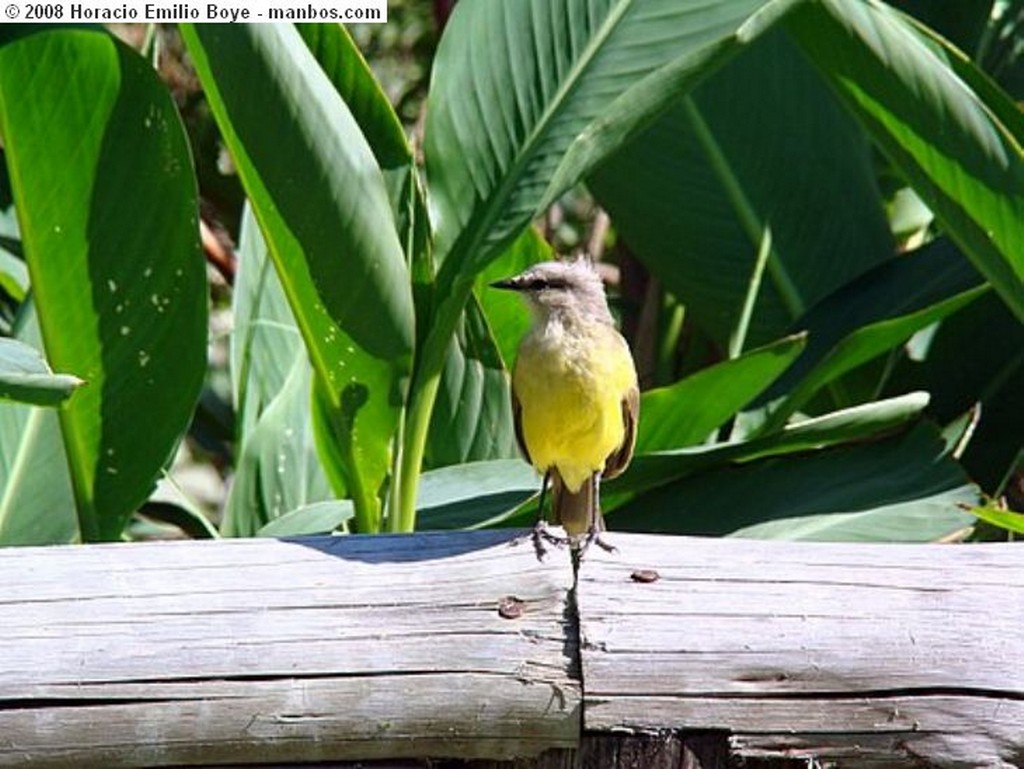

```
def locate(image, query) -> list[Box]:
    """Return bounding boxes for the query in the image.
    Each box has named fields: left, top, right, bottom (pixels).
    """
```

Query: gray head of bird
left=490, top=258, right=614, bottom=325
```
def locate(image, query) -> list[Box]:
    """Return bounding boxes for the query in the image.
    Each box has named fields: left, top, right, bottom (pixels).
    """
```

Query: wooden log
left=0, top=530, right=579, bottom=767
left=3, top=530, right=1022, bottom=768
left=578, top=533, right=1024, bottom=769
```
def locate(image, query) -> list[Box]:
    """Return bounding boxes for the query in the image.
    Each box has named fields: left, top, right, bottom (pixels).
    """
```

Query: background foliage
left=0, top=0, right=1021, bottom=546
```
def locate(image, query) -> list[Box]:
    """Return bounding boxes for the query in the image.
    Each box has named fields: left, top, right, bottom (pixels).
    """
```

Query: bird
left=491, top=257, right=639, bottom=555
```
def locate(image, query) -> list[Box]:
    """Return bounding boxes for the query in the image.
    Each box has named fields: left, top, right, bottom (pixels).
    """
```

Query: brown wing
left=511, top=387, right=533, bottom=466
left=603, top=385, right=639, bottom=479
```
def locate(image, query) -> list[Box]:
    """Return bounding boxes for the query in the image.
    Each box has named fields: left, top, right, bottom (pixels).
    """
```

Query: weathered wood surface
left=2, top=530, right=1022, bottom=768
left=579, top=534, right=1024, bottom=769
left=0, top=530, right=579, bottom=767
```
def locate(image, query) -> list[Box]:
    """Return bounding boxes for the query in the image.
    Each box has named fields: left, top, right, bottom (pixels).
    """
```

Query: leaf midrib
left=446, top=0, right=635, bottom=274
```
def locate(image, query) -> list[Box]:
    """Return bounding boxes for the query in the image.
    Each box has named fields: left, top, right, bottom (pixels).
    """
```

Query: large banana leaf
left=224, top=206, right=333, bottom=537
left=426, top=0, right=800, bottom=279
left=787, top=0, right=1024, bottom=322
left=761, top=237, right=987, bottom=406
left=638, top=334, right=805, bottom=453
left=0, top=30, right=207, bottom=541
left=230, top=205, right=300, bottom=440
left=589, top=29, right=894, bottom=348
left=613, top=421, right=976, bottom=543
left=182, top=25, right=415, bottom=531
left=425, top=296, right=519, bottom=468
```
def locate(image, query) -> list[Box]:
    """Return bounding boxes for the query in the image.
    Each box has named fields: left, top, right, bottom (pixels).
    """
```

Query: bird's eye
left=528, top=278, right=548, bottom=290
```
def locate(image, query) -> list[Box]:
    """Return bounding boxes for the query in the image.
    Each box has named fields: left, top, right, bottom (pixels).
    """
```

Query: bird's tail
left=551, top=470, right=604, bottom=538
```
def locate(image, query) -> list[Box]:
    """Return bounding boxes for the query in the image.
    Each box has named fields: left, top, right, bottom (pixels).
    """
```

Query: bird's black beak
left=489, top=278, right=519, bottom=291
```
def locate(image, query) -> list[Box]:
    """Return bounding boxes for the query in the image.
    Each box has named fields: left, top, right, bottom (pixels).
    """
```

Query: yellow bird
left=492, top=258, right=639, bottom=552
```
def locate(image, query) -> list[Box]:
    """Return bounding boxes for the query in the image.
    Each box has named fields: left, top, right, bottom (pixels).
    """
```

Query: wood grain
left=578, top=533, right=1024, bottom=769
left=3, top=530, right=1022, bottom=767
left=0, top=530, right=579, bottom=767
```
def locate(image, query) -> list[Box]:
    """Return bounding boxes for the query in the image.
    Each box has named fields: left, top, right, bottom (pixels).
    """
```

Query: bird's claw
left=511, top=521, right=570, bottom=561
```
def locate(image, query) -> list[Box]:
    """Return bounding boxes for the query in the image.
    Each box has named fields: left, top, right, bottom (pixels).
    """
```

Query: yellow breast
left=513, top=319, right=636, bottom=493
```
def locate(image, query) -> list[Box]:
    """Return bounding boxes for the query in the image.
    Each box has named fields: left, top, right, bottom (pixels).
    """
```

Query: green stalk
left=394, top=278, right=474, bottom=532
left=682, top=98, right=804, bottom=322
left=394, top=372, right=442, bottom=532
left=729, top=225, right=772, bottom=359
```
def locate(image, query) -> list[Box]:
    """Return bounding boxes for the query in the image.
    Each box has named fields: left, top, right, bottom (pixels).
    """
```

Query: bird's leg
left=577, top=474, right=616, bottom=557
left=511, top=470, right=568, bottom=559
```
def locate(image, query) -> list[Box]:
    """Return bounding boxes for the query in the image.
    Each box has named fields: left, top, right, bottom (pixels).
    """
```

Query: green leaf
left=255, top=500, right=354, bottom=538
left=230, top=203, right=302, bottom=440
left=182, top=25, right=415, bottom=531
left=964, top=503, right=1024, bottom=535
left=638, top=333, right=806, bottom=453
left=610, top=392, right=932, bottom=504
left=589, top=29, right=894, bottom=347
left=426, top=0, right=801, bottom=279
left=613, top=421, right=977, bottom=542
left=0, top=30, right=207, bottom=541
left=224, top=355, right=333, bottom=538
left=0, top=208, right=27, bottom=303
left=138, top=501, right=219, bottom=540
left=759, top=284, right=987, bottom=432
left=416, top=460, right=538, bottom=530
left=0, top=337, right=83, bottom=407
left=885, top=291, right=1024, bottom=492
left=730, top=489, right=977, bottom=542
left=295, top=23, right=424, bottom=262
left=0, top=303, right=77, bottom=545
left=787, top=0, right=1024, bottom=322
left=425, top=295, right=519, bottom=468
left=761, top=237, right=987, bottom=404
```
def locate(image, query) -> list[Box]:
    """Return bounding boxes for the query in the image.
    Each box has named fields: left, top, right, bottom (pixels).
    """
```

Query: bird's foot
left=574, top=526, right=617, bottom=559
left=511, top=521, right=570, bottom=560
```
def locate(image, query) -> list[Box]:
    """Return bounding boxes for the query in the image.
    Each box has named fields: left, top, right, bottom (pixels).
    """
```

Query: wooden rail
left=0, top=530, right=1021, bottom=768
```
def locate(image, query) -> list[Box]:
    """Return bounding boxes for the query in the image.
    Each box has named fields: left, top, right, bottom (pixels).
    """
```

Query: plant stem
left=394, top=279, right=473, bottom=532
left=682, top=97, right=804, bottom=322
left=729, top=225, right=772, bottom=359
left=394, top=372, right=442, bottom=532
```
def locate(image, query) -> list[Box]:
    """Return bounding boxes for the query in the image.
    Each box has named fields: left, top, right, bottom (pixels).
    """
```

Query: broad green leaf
left=224, top=355, right=333, bottom=538
left=965, top=503, right=1024, bottom=535
left=230, top=203, right=302, bottom=440
left=182, top=25, right=415, bottom=531
left=295, top=23, right=424, bottom=263
left=730, top=489, right=977, bottom=542
left=590, top=29, right=894, bottom=347
left=759, top=284, right=988, bottom=432
left=761, top=237, right=987, bottom=404
left=609, top=392, right=932, bottom=504
left=296, top=23, right=410, bottom=176
left=787, top=0, right=1024, bottom=322
left=0, top=337, right=83, bottom=407
left=886, top=291, right=1024, bottom=492
left=416, top=460, right=539, bottom=530
left=0, top=30, right=207, bottom=541
left=256, top=500, right=354, bottom=538
left=612, top=421, right=976, bottom=542
left=425, top=295, right=519, bottom=468
left=0, top=303, right=77, bottom=545
left=638, top=333, right=806, bottom=453
left=426, top=0, right=801, bottom=280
